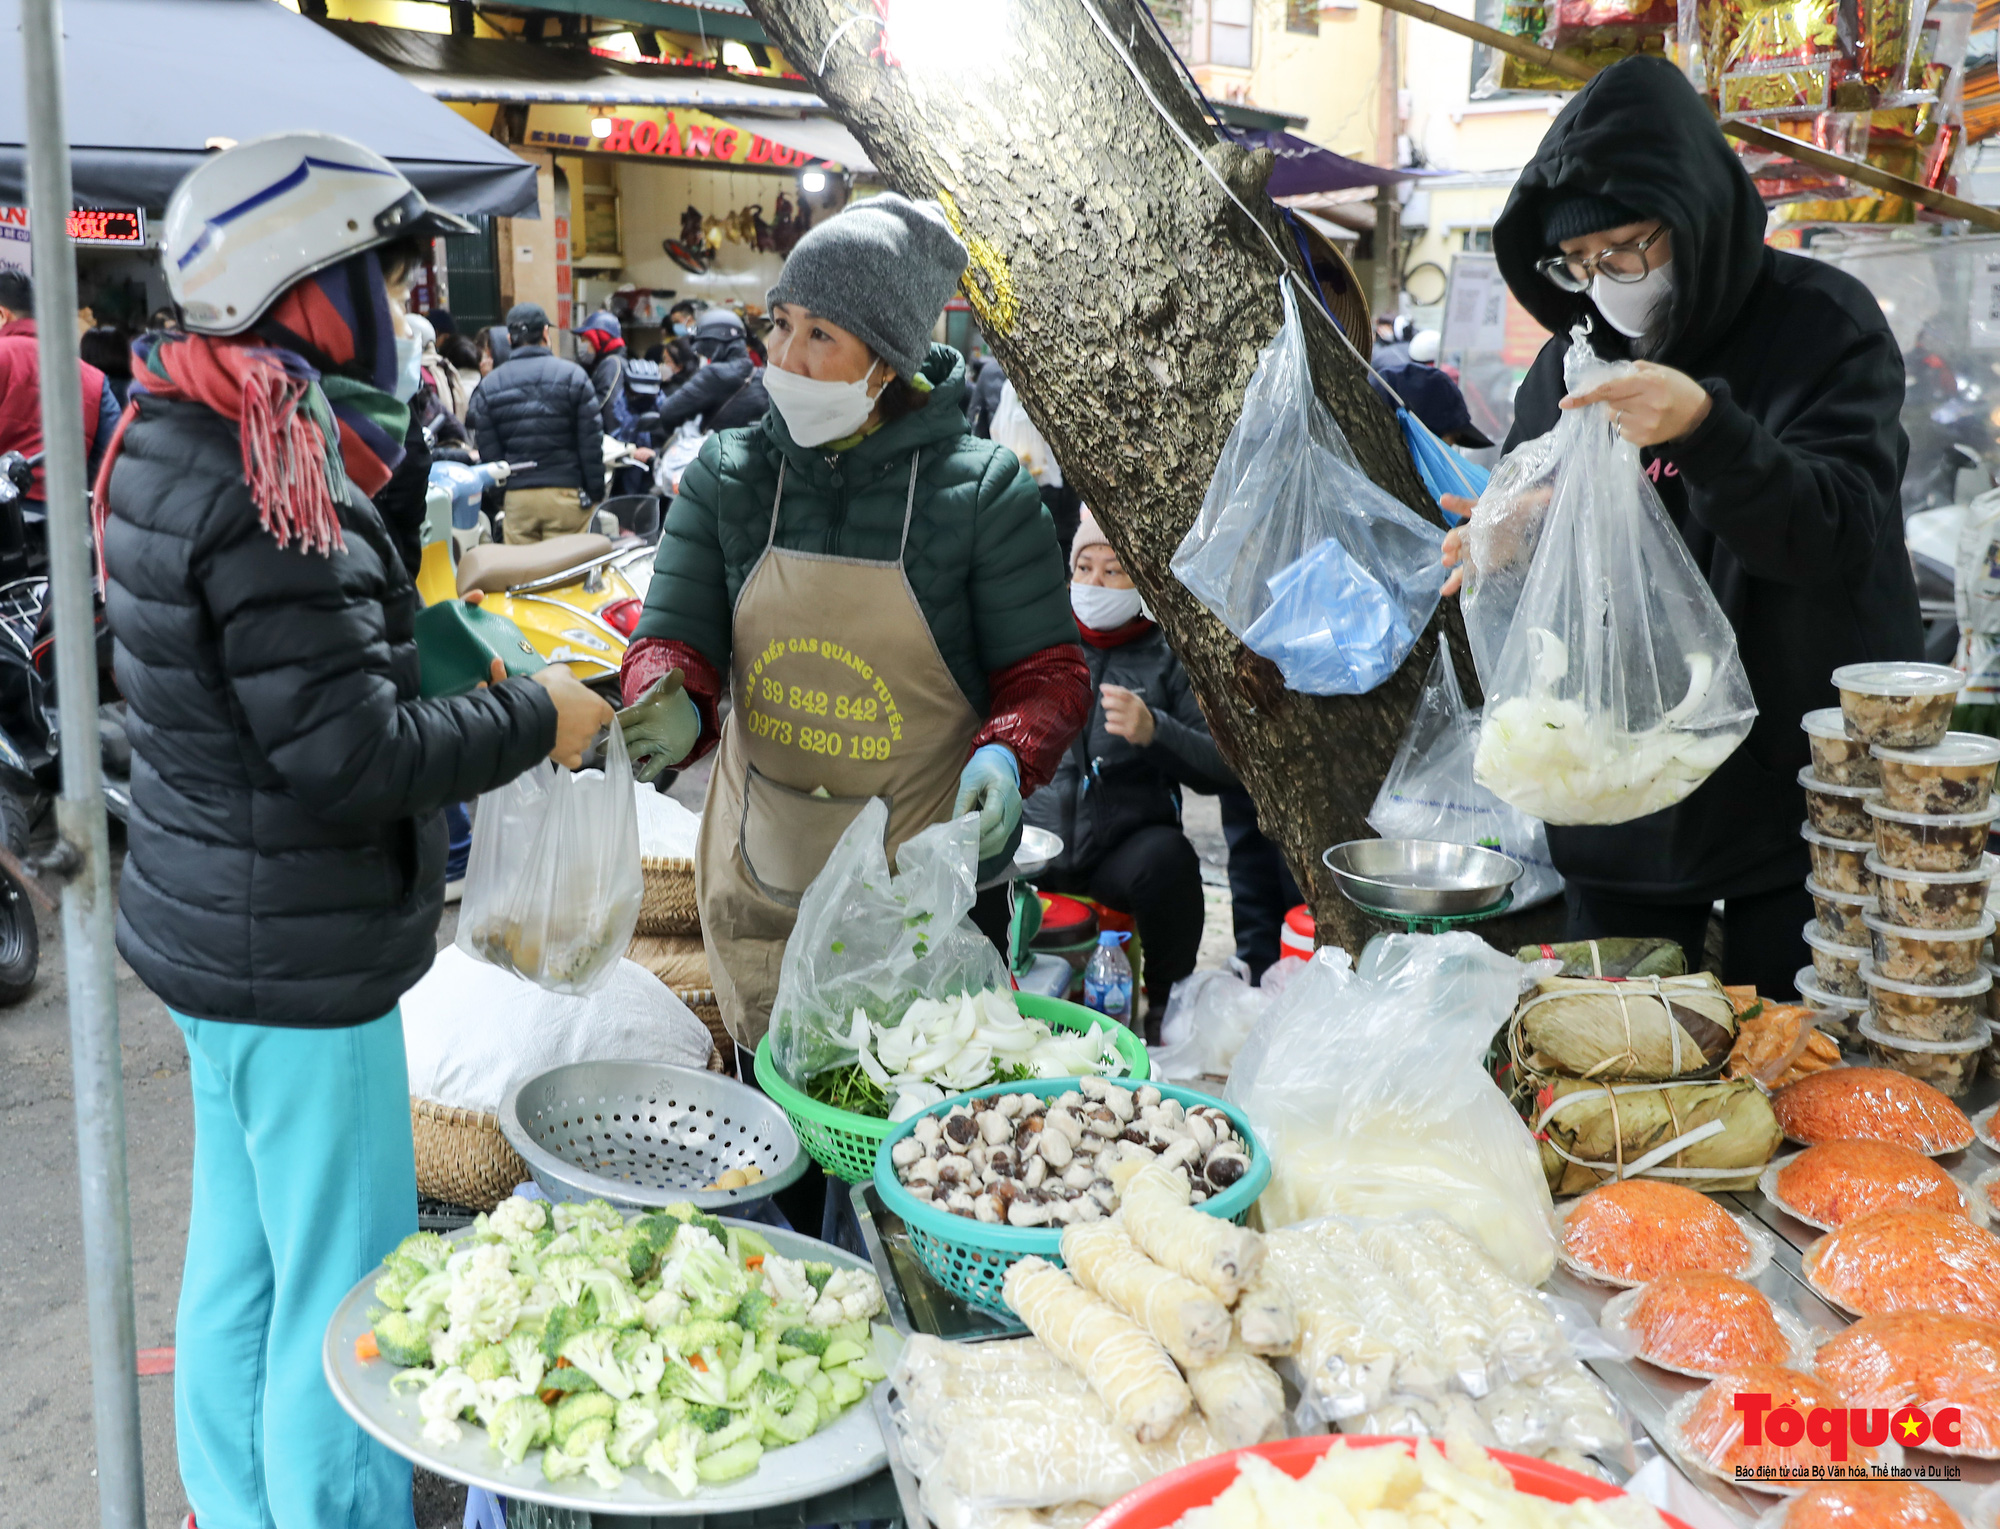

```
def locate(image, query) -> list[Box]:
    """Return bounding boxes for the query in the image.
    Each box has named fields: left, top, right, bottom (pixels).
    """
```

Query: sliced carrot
left=689, top=1354, right=708, bottom=1372
left=554, top=1356, right=573, bottom=1369
left=354, top=1332, right=379, bottom=1363
left=745, top=1255, right=764, bottom=1269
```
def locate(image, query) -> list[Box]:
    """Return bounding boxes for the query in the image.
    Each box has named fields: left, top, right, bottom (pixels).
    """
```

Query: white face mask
left=1071, top=580, right=1144, bottom=631
left=764, top=359, right=883, bottom=448
left=392, top=335, right=424, bottom=402
left=1592, top=258, right=1673, bottom=339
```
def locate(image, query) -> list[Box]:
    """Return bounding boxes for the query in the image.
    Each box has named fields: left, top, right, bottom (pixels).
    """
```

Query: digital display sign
left=66, top=208, right=144, bottom=246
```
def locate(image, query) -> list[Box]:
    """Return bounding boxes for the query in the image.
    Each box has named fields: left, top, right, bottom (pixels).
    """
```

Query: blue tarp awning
left=1228, top=129, right=1438, bottom=199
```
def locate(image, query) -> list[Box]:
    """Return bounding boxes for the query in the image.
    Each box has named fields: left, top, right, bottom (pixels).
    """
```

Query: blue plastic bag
left=1173, top=281, right=1444, bottom=696
left=1399, top=409, right=1489, bottom=513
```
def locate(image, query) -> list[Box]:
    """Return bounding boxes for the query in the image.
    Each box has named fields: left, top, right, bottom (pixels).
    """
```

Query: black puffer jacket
left=657, top=339, right=765, bottom=433
left=1491, top=57, right=1921, bottom=904
left=1024, top=624, right=1235, bottom=875
left=466, top=344, right=605, bottom=499
left=102, top=395, right=558, bottom=1027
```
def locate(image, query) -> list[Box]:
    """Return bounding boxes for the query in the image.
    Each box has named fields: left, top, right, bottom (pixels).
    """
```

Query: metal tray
left=322, top=1218, right=902, bottom=1517
left=1323, top=838, right=1521, bottom=918
left=851, top=1181, right=1023, bottom=1342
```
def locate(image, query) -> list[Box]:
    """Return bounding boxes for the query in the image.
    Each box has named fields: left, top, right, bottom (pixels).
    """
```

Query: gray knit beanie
left=766, top=192, right=968, bottom=379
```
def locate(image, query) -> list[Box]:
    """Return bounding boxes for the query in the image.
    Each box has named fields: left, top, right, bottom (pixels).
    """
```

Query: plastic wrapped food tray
left=1813, top=1311, right=2000, bottom=1461
left=1757, top=1143, right=1984, bottom=1232
left=1802, top=1208, right=2000, bottom=1324
left=1599, top=1273, right=1816, bottom=1379
left=1555, top=1182, right=1776, bottom=1288
left=1665, top=1364, right=1904, bottom=1497
left=1770, top=1065, right=1976, bottom=1155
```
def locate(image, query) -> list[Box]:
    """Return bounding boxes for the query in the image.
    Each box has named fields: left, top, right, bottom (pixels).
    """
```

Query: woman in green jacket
left=618, top=193, right=1089, bottom=1049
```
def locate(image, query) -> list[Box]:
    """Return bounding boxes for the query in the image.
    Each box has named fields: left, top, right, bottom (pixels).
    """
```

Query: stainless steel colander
left=499, top=1060, right=807, bottom=1211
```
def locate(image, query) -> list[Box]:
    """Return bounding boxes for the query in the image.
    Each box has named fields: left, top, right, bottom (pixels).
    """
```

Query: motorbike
left=0, top=450, right=49, bottom=1000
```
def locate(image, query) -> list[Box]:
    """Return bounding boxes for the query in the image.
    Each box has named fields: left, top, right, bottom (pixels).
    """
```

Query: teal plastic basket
left=871, top=1079, right=1271, bottom=1314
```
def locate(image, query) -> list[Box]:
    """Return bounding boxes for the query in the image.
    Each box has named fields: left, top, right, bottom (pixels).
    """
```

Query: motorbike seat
left=456, top=533, right=615, bottom=596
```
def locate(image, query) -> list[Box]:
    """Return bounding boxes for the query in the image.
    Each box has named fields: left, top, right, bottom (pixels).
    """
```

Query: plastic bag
left=1460, top=329, right=1756, bottom=825
left=989, top=380, right=1062, bottom=488
left=1368, top=637, right=1562, bottom=909
left=653, top=420, right=707, bottom=497
left=1399, top=409, right=1490, bottom=507
left=768, top=799, right=1010, bottom=1086
left=1149, top=968, right=1272, bottom=1082
left=1172, top=282, right=1445, bottom=696
left=457, top=725, right=642, bottom=995
left=1225, top=934, right=1558, bottom=1285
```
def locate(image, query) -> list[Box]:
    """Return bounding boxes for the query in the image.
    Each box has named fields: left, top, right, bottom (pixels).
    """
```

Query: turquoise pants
left=172, top=1008, right=418, bottom=1529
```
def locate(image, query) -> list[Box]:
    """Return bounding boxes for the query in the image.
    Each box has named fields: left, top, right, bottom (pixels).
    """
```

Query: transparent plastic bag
left=1148, top=968, right=1271, bottom=1082
left=1368, top=636, right=1562, bottom=909
left=768, top=799, right=1010, bottom=1086
left=1460, top=329, right=1756, bottom=826
left=1172, top=282, right=1445, bottom=696
left=1225, top=934, right=1558, bottom=1284
left=456, top=725, right=642, bottom=995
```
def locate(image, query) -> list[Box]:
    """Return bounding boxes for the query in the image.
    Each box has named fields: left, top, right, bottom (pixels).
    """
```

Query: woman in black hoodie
left=1443, top=56, right=1921, bottom=995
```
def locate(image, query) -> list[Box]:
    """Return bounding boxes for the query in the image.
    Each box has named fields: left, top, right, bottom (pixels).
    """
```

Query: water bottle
left=1082, top=931, right=1134, bottom=1028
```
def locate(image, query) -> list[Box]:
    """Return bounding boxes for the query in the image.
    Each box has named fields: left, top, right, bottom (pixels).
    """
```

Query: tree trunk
left=749, top=0, right=1473, bottom=952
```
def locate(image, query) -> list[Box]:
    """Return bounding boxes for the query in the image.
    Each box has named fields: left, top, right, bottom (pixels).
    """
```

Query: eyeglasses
left=1536, top=225, right=1667, bottom=293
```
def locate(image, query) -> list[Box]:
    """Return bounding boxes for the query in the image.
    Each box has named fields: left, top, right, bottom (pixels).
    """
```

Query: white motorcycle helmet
left=164, top=131, right=474, bottom=336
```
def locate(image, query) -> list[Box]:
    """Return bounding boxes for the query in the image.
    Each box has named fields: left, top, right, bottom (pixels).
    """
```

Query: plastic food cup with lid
left=1832, top=662, right=1964, bottom=749
left=1873, top=731, right=2000, bottom=815
left=1800, top=823, right=1873, bottom=895
left=1863, top=909, right=1996, bottom=987
left=1805, top=876, right=1872, bottom=946
left=1802, top=920, right=1865, bottom=998
left=1859, top=959, right=1992, bottom=1043
left=1867, top=851, right=1999, bottom=931
left=1793, top=964, right=1866, bottom=1042
left=1797, top=766, right=1879, bottom=841
left=1864, top=798, right=1999, bottom=874
left=1858, top=1014, right=1988, bottom=1098
left=1802, top=706, right=1881, bottom=786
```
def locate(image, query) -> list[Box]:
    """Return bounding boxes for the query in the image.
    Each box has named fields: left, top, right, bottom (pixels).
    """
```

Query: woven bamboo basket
left=637, top=856, right=700, bottom=937
left=626, top=933, right=733, bottom=1074
left=411, top=1097, right=528, bottom=1212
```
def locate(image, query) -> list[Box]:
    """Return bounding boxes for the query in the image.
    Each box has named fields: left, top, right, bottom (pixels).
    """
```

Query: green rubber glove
left=619, top=675, right=700, bottom=784
left=953, top=744, right=1022, bottom=863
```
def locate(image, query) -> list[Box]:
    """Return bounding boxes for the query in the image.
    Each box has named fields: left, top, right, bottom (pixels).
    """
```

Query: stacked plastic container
left=1806, top=663, right=1999, bottom=1099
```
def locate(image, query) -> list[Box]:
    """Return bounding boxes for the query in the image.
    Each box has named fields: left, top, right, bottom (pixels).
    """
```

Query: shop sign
left=0, top=205, right=149, bottom=277
left=524, top=104, right=838, bottom=170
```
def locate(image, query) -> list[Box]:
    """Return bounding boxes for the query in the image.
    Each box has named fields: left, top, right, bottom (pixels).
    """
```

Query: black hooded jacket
left=1491, top=57, right=1921, bottom=904
left=656, top=336, right=768, bottom=434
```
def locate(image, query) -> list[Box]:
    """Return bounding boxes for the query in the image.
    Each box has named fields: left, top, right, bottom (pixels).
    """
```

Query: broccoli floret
left=687, top=1212, right=727, bottom=1246
left=551, top=1389, right=618, bottom=1448
left=542, top=1415, right=622, bottom=1490
left=803, top=1262, right=836, bottom=1297
left=686, top=1403, right=733, bottom=1433
left=751, top=1370, right=798, bottom=1412
left=372, top=1311, right=432, bottom=1369
left=537, top=1366, right=599, bottom=1397
left=462, top=1344, right=513, bottom=1384
left=488, top=1394, right=552, bottom=1467
left=656, top=1319, right=742, bottom=1357
left=394, top=1231, right=450, bottom=1273
left=734, top=1288, right=772, bottom=1332
left=608, top=1397, right=664, bottom=1470
left=541, top=1302, right=593, bottom=1364
left=778, top=1327, right=829, bottom=1358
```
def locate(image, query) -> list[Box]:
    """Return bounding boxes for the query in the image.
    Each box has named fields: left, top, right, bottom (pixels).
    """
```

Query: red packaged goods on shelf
left=1770, top=1066, right=1974, bottom=1155
left=1803, top=1208, right=2000, bottom=1323
left=1769, top=1480, right=1965, bottom=1526
left=1676, top=1364, right=1890, bottom=1481
left=1768, top=1140, right=1970, bottom=1227
left=1623, top=1271, right=1796, bottom=1374
left=1543, top=0, right=1675, bottom=43
left=1814, top=1311, right=2000, bottom=1458
left=1560, top=1179, right=1756, bottom=1284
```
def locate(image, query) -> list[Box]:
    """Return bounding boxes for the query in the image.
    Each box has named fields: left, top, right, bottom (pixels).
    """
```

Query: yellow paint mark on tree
left=937, top=188, right=1019, bottom=338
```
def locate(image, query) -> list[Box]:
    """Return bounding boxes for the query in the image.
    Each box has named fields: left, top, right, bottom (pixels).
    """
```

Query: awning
left=1228, top=129, right=1438, bottom=199
left=714, top=115, right=875, bottom=174
left=0, top=0, right=538, bottom=216
left=326, top=21, right=828, bottom=112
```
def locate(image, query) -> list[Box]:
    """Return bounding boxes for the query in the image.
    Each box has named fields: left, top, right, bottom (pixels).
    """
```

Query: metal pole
left=20, top=2, right=146, bottom=1525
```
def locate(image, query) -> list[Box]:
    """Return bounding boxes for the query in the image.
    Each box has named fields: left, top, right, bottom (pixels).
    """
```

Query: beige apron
left=696, top=455, right=980, bottom=1046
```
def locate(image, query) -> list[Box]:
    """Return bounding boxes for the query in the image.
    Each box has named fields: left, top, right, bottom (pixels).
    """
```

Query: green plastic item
left=414, top=600, right=546, bottom=699
left=873, top=1077, right=1271, bottom=1314
left=751, top=993, right=1151, bottom=1185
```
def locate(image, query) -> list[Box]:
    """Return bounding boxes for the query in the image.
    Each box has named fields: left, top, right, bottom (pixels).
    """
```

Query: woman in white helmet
left=94, top=133, right=612, bottom=1529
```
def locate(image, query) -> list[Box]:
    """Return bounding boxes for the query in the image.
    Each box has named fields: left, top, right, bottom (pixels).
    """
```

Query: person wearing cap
left=464, top=300, right=605, bottom=542
left=1439, top=57, right=1921, bottom=994
left=1372, top=313, right=1414, bottom=370
left=1024, top=509, right=1236, bottom=1038
left=96, top=131, right=613, bottom=1529
left=615, top=191, right=1090, bottom=1049
left=574, top=306, right=629, bottom=431
left=1370, top=330, right=1493, bottom=450
left=655, top=307, right=770, bottom=436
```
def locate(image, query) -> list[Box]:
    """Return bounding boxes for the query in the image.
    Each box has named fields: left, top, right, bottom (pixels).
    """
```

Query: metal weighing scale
left=1323, top=838, right=1525, bottom=934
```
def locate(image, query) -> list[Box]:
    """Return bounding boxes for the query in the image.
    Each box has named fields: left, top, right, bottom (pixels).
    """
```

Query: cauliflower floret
left=418, top=1367, right=482, bottom=1447
left=444, top=1244, right=523, bottom=1344
left=761, top=1254, right=814, bottom=1309
left=487, top=1195, right=548, bottom=1244
left=808, top=1268, right=884, bottom=1327
left=641, top=1285, right=690, bottom=1333
left=475, top=1375, right=531, bottom=1426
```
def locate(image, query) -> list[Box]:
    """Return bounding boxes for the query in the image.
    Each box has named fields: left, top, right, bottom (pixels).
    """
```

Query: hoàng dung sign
left=524, top=104, right=840, bottom=171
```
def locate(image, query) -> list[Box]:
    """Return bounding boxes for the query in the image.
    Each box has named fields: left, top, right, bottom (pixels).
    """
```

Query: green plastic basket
left=872, top=1079, right=1270, bottom=1314
left=752, top=993, right=1151, bottom=1185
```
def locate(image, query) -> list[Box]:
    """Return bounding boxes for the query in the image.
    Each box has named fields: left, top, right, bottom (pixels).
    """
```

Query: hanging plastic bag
left=989, top=380, right=1063, bottom=488
left=1953, top=484, right=2000, bottom=737
left=1149, top=968, right=1273, bottom=1082
left=1459, top=329, right=1756, bottom=826
left=1226, top=933, right=1559, bottom=1285
left=1172, top=282, right=1445, bottom=696
left=1368, top=637, right=1563, bottom=910
left=457, top=724, right=643, bottom=995
left=769, top=799, right=1011, bottom=1087
left=1398, top=409, right=1490, bottom=510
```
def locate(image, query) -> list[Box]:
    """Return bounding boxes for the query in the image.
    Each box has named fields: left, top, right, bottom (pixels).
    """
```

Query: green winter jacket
left=634, top=345, right=1073, bottom=714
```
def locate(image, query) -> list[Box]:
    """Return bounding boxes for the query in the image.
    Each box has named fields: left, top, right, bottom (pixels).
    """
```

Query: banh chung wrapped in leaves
left=1803, top=1209, right=2000, bottom=1325
left=1534, top=1078, right=1783, bottom=1197
left=1770, top=1066, right=1975, bottom=1155
left=1813, top=1311, right=2000, bottom=1459
left=1559, top=1178, right=1763, bottom=1286
left=1510, top=970, right=1737, bottom=1082
left=1602, top=1271, right=1799, bottom=1378
left=1763, top=1139, right=1974, bottom=1230
left=1513, top=938, right=1686, bottom=979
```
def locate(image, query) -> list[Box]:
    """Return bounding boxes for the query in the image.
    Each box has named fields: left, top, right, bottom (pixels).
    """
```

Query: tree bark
left=749, top=0, right=1473, bottom=951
